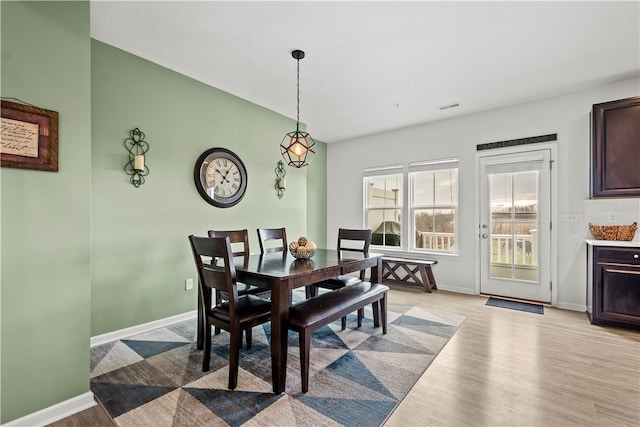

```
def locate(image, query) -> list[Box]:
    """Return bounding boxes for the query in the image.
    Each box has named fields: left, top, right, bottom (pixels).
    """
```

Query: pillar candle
left=278, top=178, right=286, bottom=189
left=134, top=155, right=144, bottom=171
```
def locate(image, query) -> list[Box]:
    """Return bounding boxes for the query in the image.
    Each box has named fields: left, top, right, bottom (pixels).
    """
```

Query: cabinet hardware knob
left=634, top=254, right=639, bottom=259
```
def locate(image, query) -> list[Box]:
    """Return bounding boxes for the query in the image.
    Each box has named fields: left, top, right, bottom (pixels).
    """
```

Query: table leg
left=271, top=284, right=289, bottom=394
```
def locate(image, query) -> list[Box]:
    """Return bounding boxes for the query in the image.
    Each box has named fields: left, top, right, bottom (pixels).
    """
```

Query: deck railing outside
left=416, top=231, right=538, bottom=266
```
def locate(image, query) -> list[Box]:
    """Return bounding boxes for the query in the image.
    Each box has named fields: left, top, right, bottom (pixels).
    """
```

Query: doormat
left=485, top=297, right=544, bottom=315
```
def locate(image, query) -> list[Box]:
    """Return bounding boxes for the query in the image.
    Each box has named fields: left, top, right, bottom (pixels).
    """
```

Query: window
left=364, top=159, right=458, bottom=254
left=364, top=166, right=403, bottom=248
left=410, top=160, right=458, bottom=253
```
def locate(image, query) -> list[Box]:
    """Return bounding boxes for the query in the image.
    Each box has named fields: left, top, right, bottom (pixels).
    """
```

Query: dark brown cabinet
left=590, top=96, right=640, bottom=198
left=588, top=245, right=640, bottom=330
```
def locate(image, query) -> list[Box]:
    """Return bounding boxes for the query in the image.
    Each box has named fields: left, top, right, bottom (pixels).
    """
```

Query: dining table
left=196, top=248, right=382, bottom=394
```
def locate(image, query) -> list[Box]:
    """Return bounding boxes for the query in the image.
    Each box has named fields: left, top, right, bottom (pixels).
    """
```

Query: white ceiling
left=90, top=1, right=640, bottom=143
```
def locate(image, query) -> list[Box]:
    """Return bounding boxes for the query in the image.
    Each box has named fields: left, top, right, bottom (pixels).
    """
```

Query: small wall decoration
left=124, top=127, right=150, bottom=188
left=275, top=160, right=286, bottom=198
left=0, top=100, right=59, bottom=171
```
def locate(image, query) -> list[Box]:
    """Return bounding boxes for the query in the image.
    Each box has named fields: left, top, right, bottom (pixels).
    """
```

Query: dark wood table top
left=235, top=249, right=381, bottom=285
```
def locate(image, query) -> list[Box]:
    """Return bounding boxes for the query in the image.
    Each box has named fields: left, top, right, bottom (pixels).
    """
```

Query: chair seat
left=211, top=294, right=271, bottom=323
left=314, top=275, right=361, bottom=290
left=219, top=282, right=268, bottom=300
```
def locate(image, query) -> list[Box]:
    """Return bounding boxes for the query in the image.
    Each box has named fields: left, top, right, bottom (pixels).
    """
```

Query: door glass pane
left=489, top=171, right=539, bottom=282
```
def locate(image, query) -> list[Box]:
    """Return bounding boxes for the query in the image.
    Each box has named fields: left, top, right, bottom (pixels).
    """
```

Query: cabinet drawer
left=594, top=247, right=640, bottom=265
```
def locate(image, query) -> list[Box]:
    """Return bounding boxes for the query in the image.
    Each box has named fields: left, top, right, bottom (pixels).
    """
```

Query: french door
left=479, top=149, right=551, bottom=302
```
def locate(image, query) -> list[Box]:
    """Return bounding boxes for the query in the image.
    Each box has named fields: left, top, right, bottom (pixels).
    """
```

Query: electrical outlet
left=607, top=212, right=618, bottom=223
left=569, top=213, right=583, bottom=223
left=185, top=278, right=193, bottom=291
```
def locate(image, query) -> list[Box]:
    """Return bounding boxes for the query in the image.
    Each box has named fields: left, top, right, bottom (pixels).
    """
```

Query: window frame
left=363, top=165, right=405, bottom=251
left=364, top=159, right=459, bottom=255
left=408, top=159, right=459, bottom=255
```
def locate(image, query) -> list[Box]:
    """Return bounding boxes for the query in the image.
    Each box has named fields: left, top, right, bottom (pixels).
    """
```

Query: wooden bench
left=288, top=281, right=389, bottom=393
left=382, top=257, right=438, bottom=292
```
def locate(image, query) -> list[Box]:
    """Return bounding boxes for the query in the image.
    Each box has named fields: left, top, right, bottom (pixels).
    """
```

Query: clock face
left=194, top=148, right=248, bottom=208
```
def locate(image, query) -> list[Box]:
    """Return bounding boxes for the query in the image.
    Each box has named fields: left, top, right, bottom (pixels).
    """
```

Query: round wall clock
left=194, top=147, right=248, bottom=208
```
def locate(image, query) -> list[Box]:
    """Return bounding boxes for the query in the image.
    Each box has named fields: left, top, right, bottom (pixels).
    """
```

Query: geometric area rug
left=90, top=294, right=464, bottom=427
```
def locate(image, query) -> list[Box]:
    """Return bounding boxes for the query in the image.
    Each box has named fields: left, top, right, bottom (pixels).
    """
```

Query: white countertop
left=585, top=239, right=640, bottom=248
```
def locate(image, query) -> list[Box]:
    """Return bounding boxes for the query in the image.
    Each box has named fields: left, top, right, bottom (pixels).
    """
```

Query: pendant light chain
left=296, top=56, right=301, bottom=131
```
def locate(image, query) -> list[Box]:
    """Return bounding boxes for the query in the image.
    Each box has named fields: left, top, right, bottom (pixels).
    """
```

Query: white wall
left=327, top=77, right=639, bottom=310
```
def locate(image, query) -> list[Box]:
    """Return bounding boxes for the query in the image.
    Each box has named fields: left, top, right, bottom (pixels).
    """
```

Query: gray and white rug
left=90, top=297, right=464, bottom=427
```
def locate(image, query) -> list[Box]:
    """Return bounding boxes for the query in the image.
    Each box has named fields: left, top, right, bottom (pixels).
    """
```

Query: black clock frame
left=194, top=147, right=248, bottom=208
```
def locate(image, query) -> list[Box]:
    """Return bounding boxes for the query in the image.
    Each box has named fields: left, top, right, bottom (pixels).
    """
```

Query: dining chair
left=256, top=227, right=288, bottom=254
left=309, top=228, right=373, bottom=328
left=208, top=229, right=269, bottom=295
left=258, top=227, right=316, bottom=300
left=208, top=229, right=270, bottom=333
left=188, top=235, right=272, bottom=389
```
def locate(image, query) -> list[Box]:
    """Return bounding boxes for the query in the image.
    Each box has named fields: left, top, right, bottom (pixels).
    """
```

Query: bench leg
left=299, top=330, right=311, bottom=393
left=417, top=265, right=432, bottom=292
left=426, top=266, right=438, bottom=290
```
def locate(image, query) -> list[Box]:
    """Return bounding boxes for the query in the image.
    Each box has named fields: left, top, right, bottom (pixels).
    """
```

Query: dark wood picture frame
left=1, top=100, right=59, bottom=172
left=591, top=96, right=640, bottom=198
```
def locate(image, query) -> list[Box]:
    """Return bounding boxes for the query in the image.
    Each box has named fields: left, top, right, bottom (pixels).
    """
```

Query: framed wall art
left=1, top=100, right=59, bottom=171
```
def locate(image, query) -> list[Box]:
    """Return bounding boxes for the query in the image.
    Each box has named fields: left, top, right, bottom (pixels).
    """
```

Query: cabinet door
left=591, top=96, right=640, bottom=198
left=592, top=246, right=640, bottom=329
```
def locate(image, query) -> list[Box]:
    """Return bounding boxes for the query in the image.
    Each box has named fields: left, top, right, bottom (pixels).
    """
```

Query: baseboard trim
left=90, top=310, right=197, bottom=347
left=437, top=284, right=477, bottom=295
left=3, top=391, right=95, bottom=427
left=557, top=302, right=587, bottom=312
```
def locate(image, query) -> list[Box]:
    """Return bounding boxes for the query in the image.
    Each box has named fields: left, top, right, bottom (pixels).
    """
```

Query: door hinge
left=550, top=281, right=553, bottom=291
left=550, top=221, right=552, bottom=230
left=550, top=159, right=554, bottom=170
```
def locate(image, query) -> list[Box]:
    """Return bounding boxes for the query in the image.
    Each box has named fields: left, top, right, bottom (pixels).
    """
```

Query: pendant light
left=280, top=49, right=316, bottom=168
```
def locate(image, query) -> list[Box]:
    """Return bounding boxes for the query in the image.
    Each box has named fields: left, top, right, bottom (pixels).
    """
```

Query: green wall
left=90, top=40, right=327, bottom=336
left=0, top=2, right=326, bottom=423
left=1, top=1, right=92, bottom=423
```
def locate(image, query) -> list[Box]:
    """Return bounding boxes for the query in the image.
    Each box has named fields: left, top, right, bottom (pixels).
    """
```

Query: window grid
left=364, top=160, right=458, bottom=254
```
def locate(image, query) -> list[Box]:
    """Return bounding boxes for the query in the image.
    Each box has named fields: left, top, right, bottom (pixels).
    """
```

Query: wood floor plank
left=384, top=285, right=640, bottom=427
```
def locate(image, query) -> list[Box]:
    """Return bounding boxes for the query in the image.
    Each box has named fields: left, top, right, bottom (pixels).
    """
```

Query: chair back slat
left=257, top=227, right=288, bottom=254
left=208, top=229, right=250, bottom=258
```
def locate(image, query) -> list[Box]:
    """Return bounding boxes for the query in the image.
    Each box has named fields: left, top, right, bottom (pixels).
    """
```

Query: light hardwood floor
left=49, top=284, right=640, bottom=427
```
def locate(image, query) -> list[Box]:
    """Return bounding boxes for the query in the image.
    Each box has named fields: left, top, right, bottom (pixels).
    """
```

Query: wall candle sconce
left=124, top=128, right=149, bottom=187
left=275, top=160, right=286, bottom=198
